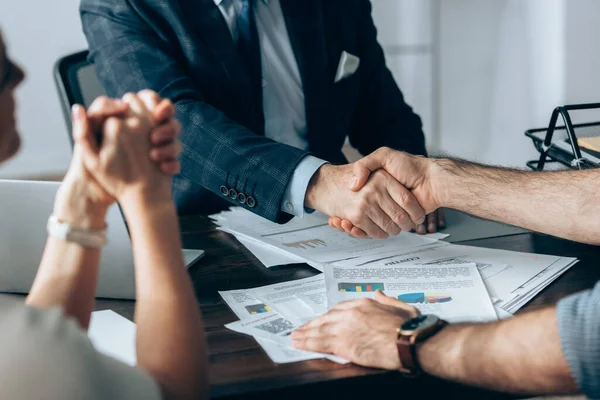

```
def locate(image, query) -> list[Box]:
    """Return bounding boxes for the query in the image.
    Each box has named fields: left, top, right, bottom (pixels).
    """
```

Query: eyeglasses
left=0, top=57, right=16, bottom=93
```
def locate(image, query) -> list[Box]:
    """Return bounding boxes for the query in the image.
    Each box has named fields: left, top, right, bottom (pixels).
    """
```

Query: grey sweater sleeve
left=556, top=281, right=600, bottom=399
left=0, top=298, right=161, bottom=400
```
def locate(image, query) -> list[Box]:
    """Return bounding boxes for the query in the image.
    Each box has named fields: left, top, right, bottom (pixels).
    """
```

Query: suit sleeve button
left=237, top=193, right=247, bottom=204
left=246, top=196, right=256, bottom=208
left=228, top=188, right=238, bottom=200
left=220, top=185, right=229, bottom=196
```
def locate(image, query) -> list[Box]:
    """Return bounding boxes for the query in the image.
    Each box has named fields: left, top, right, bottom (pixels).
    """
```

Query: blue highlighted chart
left=398, top=292, right=453, bottom=304
left=245, top=304, right=272, bottom=314
left=338, top=283, right=384, bottom=292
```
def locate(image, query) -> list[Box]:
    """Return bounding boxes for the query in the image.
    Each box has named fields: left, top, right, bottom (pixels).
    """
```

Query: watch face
left=401, top=314, right=439, bottom=332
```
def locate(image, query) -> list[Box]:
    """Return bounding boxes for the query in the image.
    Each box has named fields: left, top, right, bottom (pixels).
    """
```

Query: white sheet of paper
left=212, top=207, right=438, bottom=264
left=236, top=236, right=306, bottom=268
left=245, top=275, right=327, bottom=324
left=219, top=281, right=330, bottom=363
left=336, top=242, right=576, bottom=304
left=495, top=306, right=513, bottom=320
left=220, top=275, right=326, bottom=324
left=496, top=261, right=575, bottom=313
left=225, top=311, right=348, bottom=364
left=325, top=262, right=498, bottom=323
left=88, top=310, right=136, bottom=366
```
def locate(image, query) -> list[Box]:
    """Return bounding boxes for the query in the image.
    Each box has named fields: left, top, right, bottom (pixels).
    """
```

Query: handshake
left=305, top=148, right=447, bottom=239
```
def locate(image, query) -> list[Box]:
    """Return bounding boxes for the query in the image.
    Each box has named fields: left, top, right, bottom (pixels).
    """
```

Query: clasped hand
left=58, top=90, right=182, bottom=217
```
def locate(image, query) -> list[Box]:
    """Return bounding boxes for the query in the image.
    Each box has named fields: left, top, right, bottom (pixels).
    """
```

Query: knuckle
left=393, top=211, right=408, bottom=226
left=348, top=309, right=362, bottom=320
left=373, top=168, right=386, bottom=176
left=138, top=89, right=154, bottom=97
left=357, top=298, right=372, bottom=307
left=399, top=189, right=411, bottom=204
left=122, top=92, right=137, bottom=102
left=90, top=95, right=108, bottom=110
left=127, top=118, right=142, bottom=130
left=357, top=197, right=370, bottom=210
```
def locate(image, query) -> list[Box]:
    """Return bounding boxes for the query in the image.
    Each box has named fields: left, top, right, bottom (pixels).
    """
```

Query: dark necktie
left=236, top=0, right=262, bottom=108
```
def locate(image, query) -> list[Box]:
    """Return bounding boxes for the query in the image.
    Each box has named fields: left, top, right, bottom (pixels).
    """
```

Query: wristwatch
left=396, top=314, right=448, bottom=377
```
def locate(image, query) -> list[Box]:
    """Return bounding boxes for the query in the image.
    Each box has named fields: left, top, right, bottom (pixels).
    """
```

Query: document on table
left=220, top=276, right=339, bottom=364
left=336, top=242, right=577, bottom=309
left=212, top=208, right=441, bottom=266
left=88, top=310, right=136, bottom=366
left=325, top=262, right=498, bottom=323
left=225, top=311, right=348, bottom=364
left=495, top=257, right=575, bottom=314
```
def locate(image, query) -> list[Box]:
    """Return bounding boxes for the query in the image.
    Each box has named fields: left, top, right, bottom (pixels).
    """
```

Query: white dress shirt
left=214, top=0, right=327, bottom=217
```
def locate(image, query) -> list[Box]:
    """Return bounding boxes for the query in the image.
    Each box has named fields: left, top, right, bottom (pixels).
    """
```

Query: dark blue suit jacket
left=80, top=0, right=426, bottom=222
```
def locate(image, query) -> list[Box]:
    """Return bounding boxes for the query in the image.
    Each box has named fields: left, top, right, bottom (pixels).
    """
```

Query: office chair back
left=54, top=50, right=106, bottom=144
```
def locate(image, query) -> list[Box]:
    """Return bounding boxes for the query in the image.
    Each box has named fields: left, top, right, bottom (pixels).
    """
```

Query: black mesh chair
left=54, top=50, right=106, bottom=144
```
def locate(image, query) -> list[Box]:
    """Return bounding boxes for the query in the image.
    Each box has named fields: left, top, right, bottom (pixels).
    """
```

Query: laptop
left=0, top=180, right=204, bottom=299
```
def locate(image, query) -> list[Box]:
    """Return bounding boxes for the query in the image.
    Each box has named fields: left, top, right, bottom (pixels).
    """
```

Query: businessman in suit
left=81, top=0, right=444, bottom=238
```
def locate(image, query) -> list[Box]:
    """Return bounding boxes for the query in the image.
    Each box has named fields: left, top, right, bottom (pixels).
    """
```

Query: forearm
left=436, top=159, right=600, bottom=244
left=26, top=181, right=107, bottom=330
left=417, top=307, right=577, bottom=395
left=121, top=194, right=207, bottom=400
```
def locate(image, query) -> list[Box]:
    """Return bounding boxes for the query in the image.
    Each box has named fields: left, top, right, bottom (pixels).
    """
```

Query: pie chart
left=398, top=292, right=453, bottom=304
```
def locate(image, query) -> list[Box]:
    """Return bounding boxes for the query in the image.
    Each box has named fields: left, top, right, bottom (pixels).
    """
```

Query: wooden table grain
left=95, top=216, right=600, bottom=399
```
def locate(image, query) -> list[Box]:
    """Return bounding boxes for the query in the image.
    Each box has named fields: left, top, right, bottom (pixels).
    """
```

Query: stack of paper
left=220, top=260, right=499, bottom=363
left=216, top=208, right=577, bottom=363
left=328, top=242, right=577, bottom=316
left=210, top=207, right=446, bottom=269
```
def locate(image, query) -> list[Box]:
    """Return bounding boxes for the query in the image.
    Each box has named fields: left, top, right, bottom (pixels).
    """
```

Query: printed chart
left=398, top=292, right=453, bottom=304
left=283, top=238, right=327, bottom=250
left=245, top=304, right=272, bottom=314
left=338, top=283, right=384, bottom=292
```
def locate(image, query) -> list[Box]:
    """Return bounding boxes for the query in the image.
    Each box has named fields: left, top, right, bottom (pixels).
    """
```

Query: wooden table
left=96, top=216, right=600, bottom=399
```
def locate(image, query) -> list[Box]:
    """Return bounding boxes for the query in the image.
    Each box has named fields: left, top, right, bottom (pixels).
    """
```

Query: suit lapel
left=179, top=0, right=261, bottom=130
left=281, top=0, right=332, bottom=155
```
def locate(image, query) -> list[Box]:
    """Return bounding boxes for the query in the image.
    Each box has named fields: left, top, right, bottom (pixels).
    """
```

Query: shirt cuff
left=281, top=155, right=328, bottom=217
left=556, top=282, right=600, bottom=399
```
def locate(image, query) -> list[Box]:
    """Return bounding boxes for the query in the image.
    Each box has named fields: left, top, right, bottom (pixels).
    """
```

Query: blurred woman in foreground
left=0, top=32, right=207, bottom=399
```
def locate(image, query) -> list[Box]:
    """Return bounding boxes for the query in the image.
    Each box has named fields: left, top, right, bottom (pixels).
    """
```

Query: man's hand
left=326, top=148, right=443, bottom=237
left=330, top=209, right=446, bottom=238
left=291, top=290, right=420, bottom=370
left=305, top=163, right=426, bottom=239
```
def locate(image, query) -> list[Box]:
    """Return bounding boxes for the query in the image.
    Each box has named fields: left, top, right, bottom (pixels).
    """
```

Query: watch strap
left=396, top=319, right=448, bottom=377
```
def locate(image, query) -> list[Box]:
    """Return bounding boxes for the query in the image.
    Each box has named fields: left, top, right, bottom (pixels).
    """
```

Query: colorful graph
left=338, top=283, right=384, bottom=292
left=245, top=304, right=272, bottom=314
left=398, top=292, right=453, bottom=304
left=283, top=238, right=327, bottom=250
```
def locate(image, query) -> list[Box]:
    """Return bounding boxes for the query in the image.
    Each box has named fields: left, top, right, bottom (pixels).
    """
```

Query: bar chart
left=338, top=283, right=385, bottom=292
left=246, top=304, right=272, bottom=314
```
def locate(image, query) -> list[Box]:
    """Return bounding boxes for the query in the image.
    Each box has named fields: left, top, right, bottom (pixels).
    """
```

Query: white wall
left=0, top=0, right=87, bottom=178
left=565, top=0, right=600, bottom=123
left=437, top=0, right=566, bottom=167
